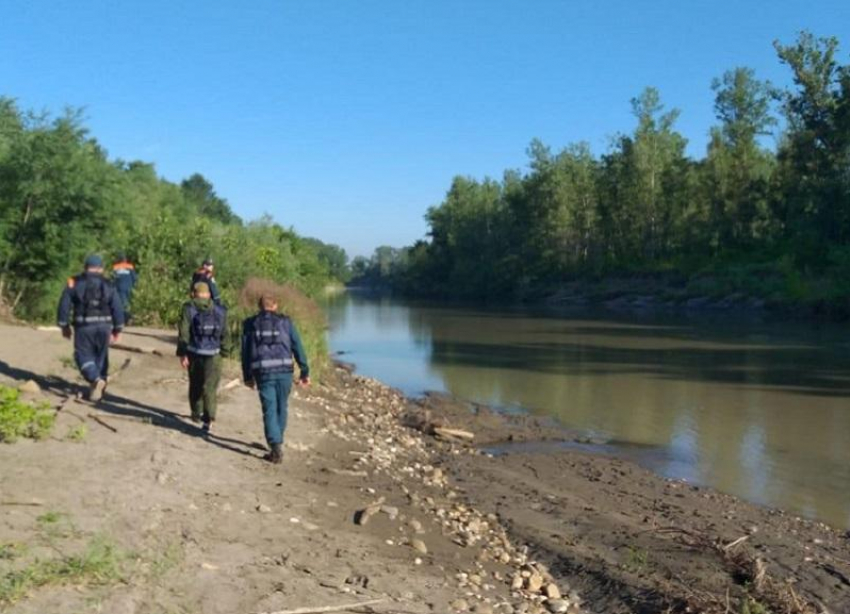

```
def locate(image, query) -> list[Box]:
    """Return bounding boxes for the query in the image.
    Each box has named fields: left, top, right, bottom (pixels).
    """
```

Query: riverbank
left=0, top=323, right=847, bottom=614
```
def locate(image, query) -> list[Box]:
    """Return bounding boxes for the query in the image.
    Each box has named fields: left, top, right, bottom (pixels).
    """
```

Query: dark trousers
left=257, top=373, right=293, bottom=446
left=117, top=290, right=132, bottom=322
left=74, top=325, right=111, bottom=383
left=188, top=354, right=221, bottom=423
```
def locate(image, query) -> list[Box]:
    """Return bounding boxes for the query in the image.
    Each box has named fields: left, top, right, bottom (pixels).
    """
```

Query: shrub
left=0, top=386, right=55, bottom=443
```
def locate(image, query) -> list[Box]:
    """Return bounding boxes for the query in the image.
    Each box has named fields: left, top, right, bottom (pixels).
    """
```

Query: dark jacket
left=190, top=269, right=221, bottom=305
left=112, top=261, right=138, bottom=299
left=241, top=310, right=309, bottom=383
left=57, top=272, right=124, bottom=332
left=177, top=298, right=233, bottom=358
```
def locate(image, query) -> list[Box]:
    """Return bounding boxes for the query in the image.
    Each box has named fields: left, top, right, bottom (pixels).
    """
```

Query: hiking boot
left=265, top=444, right=283, bottom=464
left=201, top=421, right=211, bottom=435
left=89, top=378, right=106, bottom=402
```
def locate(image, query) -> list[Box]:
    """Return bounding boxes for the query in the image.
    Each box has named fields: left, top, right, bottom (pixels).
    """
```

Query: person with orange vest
left=112, top=252, right=138, bottom=323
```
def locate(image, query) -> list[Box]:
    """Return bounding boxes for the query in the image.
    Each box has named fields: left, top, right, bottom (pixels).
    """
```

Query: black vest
left=73, top=274, right=112, bottom=326
left=250, top=312, right=293, bottom=374
left=187, top=304, right=226, bottom=355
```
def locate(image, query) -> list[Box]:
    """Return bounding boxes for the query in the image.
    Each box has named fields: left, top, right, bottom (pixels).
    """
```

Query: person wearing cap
left=190, top=258, right=221, bottom=305
left=241, top=295, right=310, bottom=464
left=177, top=281, right=233, bottom=433
left=57, top=254, right=125, bottom=402
left=111, top=252, right=138, bottom=324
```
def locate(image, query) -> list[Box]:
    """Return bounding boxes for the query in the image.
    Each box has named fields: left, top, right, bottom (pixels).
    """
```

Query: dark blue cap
left=84, top=254, right=103, bottom=268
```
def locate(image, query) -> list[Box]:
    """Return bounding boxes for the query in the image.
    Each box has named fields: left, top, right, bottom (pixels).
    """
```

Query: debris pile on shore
left=315, top=369, right=590, bottom=614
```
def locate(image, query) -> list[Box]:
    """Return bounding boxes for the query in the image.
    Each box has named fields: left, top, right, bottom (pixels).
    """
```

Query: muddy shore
left=0, top=323, right=848, bottom=614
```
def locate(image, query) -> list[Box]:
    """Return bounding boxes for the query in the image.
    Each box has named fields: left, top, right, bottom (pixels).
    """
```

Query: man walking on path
left=190, top=258, right=221, bottom=305
left=57, top=254, right=125, bottom=402
left=241, top=295, right=310, bottom=463
left=177, top=282, right=232, bottom=433
left=111, top=252, right=137, bottom=324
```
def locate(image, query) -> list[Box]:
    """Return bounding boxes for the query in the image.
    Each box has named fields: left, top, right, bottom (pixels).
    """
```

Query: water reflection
left=323, top=292, right=850, bottom=528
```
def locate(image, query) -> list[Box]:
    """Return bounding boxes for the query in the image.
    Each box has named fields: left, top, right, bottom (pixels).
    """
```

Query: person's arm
left=57, top=282, right=73, bottom=338
left=108, top=285, right=125, bottom=336
left=240, top=318, right=254, bottom=385
left=176, top=305, right=191, bottom=357
left=209, top=278, right=221, bottom=304
left=219, top=309, right=234, bottom=359
left=289, top=322, right=310, bottom=381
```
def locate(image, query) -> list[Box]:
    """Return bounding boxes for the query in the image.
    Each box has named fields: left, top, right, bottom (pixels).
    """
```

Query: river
left=322, top=291, right=850, bottom=529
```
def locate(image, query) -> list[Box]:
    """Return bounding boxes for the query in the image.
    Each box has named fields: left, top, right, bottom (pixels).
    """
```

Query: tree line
left=355, top=32, right=850, bottom=308
left=0, top=101, right=351, bottom=326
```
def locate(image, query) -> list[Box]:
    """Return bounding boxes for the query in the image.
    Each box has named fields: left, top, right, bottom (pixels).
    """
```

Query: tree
left=180, top=173, right=241, bottom=225
left=702, top=68, right=777, bottom=252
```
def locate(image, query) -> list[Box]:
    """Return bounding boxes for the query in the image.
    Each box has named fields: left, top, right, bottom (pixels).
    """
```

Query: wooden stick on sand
left=257, top=598, right=387, bottom=614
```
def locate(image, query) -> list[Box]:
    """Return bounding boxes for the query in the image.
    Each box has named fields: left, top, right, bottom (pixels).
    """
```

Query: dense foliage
left=357, top=33, right=850, bottom=308
left=0, top=102, right=349, bottom=328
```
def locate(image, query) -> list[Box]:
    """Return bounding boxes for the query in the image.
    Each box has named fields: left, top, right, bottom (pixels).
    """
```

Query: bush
left=0, top=386, right=54, bottom=443
left=236, top=278, right=328, bottom=380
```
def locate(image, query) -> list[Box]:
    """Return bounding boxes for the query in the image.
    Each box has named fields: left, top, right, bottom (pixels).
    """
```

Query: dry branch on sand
left=256, top=598, right=387, bottom=614
left=652, top=526, right=819, bottom=614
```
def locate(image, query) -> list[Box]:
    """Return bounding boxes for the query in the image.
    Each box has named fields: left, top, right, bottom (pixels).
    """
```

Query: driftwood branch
left=433, top=427, right=474, bottom=441
left=112, top=343, right=164, bottom=357
left=87, top=413, right=118, bottom=433
left=257, top=598, right=387, bottom=614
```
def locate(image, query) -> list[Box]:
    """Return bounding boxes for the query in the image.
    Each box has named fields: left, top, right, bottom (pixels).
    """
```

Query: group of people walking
left=56, top=254, right=309, bottom=464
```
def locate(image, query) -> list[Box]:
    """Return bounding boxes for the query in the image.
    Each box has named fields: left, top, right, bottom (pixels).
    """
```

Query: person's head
left=193, top=282, right=211, bottom=300
left=115, top=251, right=127, bottom=263
left=258, top=295, right=278, bottom=312
left=202, top=258, right=214, bottom=273
left=84, top=254, right=104, bottom=274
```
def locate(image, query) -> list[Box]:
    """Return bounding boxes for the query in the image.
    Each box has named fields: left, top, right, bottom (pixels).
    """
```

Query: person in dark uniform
left=190, top=258, right=221, bottom=305
left=241, top=294, right=310, bottom=464
left=111, top=252, right=137, bottom=324
left=177, top=282, right=232, bottom=433
left=57, top=254, right=125, bottom=402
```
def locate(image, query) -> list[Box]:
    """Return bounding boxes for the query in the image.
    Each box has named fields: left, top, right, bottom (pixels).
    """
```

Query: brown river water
left=323, top=291, right=850, bottom=529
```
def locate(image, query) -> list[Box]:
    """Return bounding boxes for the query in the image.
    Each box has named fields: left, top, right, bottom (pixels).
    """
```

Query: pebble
left=411, top=539, right=428, bottom=554
left=526, top=572, right=544, bottom=593
left=545, top=600, right=569, bottom=614
left=256, top=504, right=272, bottom=513
left=544, top=583, right=561, bottom=600
left=451, top=599, right=470, bottom=612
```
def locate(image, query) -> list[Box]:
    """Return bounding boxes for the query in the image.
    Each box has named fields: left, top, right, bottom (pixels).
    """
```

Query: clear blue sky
left=1, top=1, right=848, bottom=257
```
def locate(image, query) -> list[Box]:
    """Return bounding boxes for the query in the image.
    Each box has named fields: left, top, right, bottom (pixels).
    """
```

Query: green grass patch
left=0, top=543, right=26, bottom=562
left=0, top=536, right=124, bottom=606
left=0, top=385, right=55, bottom=443
left=64, top=424, right=87, bottom=442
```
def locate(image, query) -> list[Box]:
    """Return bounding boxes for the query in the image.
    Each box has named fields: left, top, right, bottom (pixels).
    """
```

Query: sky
left=1, top=1, right=849, bottom=257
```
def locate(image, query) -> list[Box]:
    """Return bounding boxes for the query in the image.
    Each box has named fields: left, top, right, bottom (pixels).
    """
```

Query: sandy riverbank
left=0, top=323, right=847, bottom=614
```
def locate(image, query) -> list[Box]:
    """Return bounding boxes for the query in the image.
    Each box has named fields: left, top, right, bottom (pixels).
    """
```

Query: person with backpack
left=241, top=295, right=310, bottom=464
left=177, top=282, right=233, bottom=433
left=57, top=254, right=125, bottom=402
left=111, top=252, right=138, bottom=324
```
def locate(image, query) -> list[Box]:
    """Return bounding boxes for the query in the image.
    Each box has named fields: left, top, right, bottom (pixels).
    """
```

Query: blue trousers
left=257, top=373, right=293, bottom=446
left=74, top=325, right=111, bottom=383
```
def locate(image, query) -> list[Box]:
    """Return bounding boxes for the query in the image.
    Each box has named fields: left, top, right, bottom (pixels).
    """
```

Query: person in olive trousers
left=241, top=295, right=309, bottom=463
left=177, top=282, right=232, bottom=433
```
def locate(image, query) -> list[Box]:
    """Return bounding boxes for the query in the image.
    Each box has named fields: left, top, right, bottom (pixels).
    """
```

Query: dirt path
left=1, top=323, right=848, bottom=614
left=0, top=324, right=486, bottom=614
